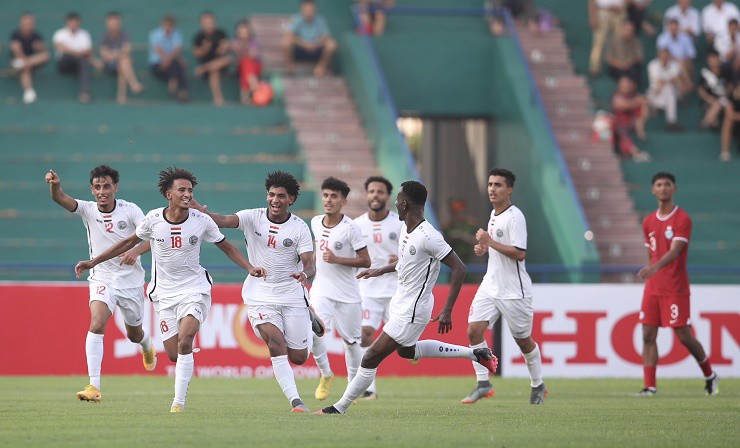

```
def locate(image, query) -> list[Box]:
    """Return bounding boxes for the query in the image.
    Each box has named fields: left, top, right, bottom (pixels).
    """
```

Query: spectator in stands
left=720, top=56, right=740, bottom=162
left=8, top=12, right=49, bottom=104
left=647, top=47, right=683, bottom=132
left=627, top=0, right=657, bottom=36
left=714, top=19, right=740, bottom=64
left=606, top=21, right=644, bottom=84
left=149, top=14, right=189, bottom=102
left=193, top=11, right=232, bottom=106
left=702, top=0, right=740, bottom=46
left=588, top=0, right=626, bottom=76
left=100, top=12, right=143, bottom=105
left=283, top=0, right=338, bottom=77
left=698, top=51, right=729, bottom=129
left=357, top=1, right=395, bottom=36
left=231, top=21, right=262, bottom=105
left=53, top=12, right=94, bottom=104
left=657, top=18, right=695, bottom=93
left=612, top=76, right=651, bottom=162
left=664, top=0, right=701, bottom=38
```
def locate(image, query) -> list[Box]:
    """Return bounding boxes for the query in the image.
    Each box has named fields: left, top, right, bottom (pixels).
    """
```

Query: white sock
left=361, top=345, right=377, bottom=393
left=138, top=328, right=152, bottom=351
left=312, top=334, right=333, bottom=378
left=523, top=344, right=543, bottom=388
left=85, top=332, right=104, bottom=390
left=470, top=341, right=491, bottom=382
left=334, top=367, right=376, bottom=413
left=413, top=340, right=475, bottom=360
left=271, top=355, right=300, bottom=404
left=344, top=342, right=362, bottom=383
left=173, top=353, right=194, bottom=407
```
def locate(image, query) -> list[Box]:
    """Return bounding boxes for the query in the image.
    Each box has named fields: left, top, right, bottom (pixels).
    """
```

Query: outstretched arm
left=356, top=260, right=398, bottom=280
left=431, top=250, right=467, bottom=334
left=120, top=240, right=151, bottom=266
left=45, top=169, right=77, bottom=212
left=189, top=198, right=239, bottom=228
left=75, top=234, right=142, bottom=278
left=323, top=247, right=371, bottom=268
left=215, top=239, right=266, bottom=278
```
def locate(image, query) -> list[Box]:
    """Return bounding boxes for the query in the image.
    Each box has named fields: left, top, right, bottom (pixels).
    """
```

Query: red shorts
left=639, top=292, right=691, bottom=327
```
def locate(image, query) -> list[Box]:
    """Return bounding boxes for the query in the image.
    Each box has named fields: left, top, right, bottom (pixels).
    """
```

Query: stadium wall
left=1, top=283, right=736, bottom=378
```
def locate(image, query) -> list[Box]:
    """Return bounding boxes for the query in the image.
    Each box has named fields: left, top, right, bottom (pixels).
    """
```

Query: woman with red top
left=612, top=76, right=651, bottom=162
left=231, top=21, right=262, bottom=105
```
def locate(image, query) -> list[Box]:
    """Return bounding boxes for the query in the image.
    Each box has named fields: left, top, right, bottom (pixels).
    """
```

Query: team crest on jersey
left=664, top=226, right=674, bottom=240
left=409, top=245, right=416, bottom=255
left=283, top=238, right=294, bottom=247
left=117, top=221, right=127, bottom=230
left=334, top=241, right=343, bottom=250
left=496, top=229, right=504, bottom=237
left=189, top=235, right=198, bottom=245
left=389, top=232, right=397, bottom=240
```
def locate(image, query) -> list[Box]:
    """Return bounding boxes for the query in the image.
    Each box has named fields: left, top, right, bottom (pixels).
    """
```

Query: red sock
left=644, top=366, right=656, bottom=389
left=698, top=358, right=713, bottom=378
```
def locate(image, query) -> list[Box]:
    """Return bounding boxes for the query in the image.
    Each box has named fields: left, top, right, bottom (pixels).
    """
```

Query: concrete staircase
left=515, top=24, right=645, bottom=276
left=252, top=15, right=379, bottom=217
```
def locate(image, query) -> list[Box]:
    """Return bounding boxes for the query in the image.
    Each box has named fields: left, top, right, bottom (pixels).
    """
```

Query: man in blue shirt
left=657, top=18, right=696, bottom=91
left=149, top=14, right=189, bottom=102
left=282, top=0, right=337, bottom=77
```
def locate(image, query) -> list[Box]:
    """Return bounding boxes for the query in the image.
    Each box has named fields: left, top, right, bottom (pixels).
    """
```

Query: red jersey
left=642, top=206, right=691, bottom=296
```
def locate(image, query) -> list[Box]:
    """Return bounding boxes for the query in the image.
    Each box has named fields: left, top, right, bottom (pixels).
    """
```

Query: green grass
left=0, top=376, right=737, bottom=447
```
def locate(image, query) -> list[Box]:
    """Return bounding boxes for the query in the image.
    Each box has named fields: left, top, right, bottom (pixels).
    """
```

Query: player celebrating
left=310, top=177, right=371, bottom=401
left=315, top=181, right=497, bottom=415
left=46, top=165, right=156, bottom=403
left=637, top=172, right=718, bottom=396
left=75, top=167, right=261, bottom=412
left=464, top=168, right=546, bottom=405
left=353, top=176, right=402, bottom=399
left=189, top=171, right=320, bottom=413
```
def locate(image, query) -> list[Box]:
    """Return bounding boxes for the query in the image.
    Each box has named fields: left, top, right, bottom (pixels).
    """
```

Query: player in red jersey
left=637, top=172, right=718, bottom=397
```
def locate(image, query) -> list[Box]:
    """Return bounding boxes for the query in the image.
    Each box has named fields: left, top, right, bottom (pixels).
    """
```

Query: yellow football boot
left=143, top=346, right=157, bottom=372
left=76, top=385, right=101, bottom=402
left=170, top=404, right=184, bottom=413
left=314, top=375, right=334, bottom=401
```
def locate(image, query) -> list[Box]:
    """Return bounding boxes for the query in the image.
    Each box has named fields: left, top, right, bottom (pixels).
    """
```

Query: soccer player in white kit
left=75, top=167, right=261, bottom=413
left=190, top=171, right=320, bottom=413
left=310, top=177, right=371, bottom=401
left=45, top=165, right=156, bottom=403
left=315, top=181, right=498, bottom=414
left=354, top=176, right=402, bottom=399
left=464, top=168, right=546, bottom=405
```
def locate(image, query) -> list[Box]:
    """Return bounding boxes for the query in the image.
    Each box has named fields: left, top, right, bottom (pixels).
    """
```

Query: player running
left=310, top=177, right=371, bottom=401
left=636, top=172, right=718, bottom=397
left=315, top=181, right=497, bottom=415
left=353, top=176, right=402, bottom=400
left=463, top=168, right=546, bottom=405
left=75, top=167, right=261, bottom=412
left=46, top=165, right=156, bottom=403
left=189, top=171, right=320, bottom=413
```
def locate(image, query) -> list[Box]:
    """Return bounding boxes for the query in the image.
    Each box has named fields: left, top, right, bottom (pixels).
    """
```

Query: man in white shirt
left=46, top=165, right=156, bottom=403
left=315, top=181, right=497, bottom=415
left=309, top=177, right=371, bottom=401
left=190, top=170, right=322, bottom=413
left=463, top=168, right=546, bottom=405
left=647, top=47, right=684, bottom=131
left=589, top=0, right=626, bottom=76
left=75, top=167, right=259, bottom=413
left=714, top=19, right=740, bottom=62
left=354, top=176, right=402, bottom=399
left=53, top=12, right=94, bottom=103
left=664, top=0, right=701, bottom=38
left=702, top=0, right=740, bottom=44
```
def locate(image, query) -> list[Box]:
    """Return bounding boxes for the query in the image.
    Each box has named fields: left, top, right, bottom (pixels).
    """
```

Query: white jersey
left=355, top=211, right=402, bottom=300
left=73, top=198, right=145, bottom=289
left=481, top=205, right=533, bottom=299
left=236, top=208, right=313, bottom=306
left=390, top=220, right=452, bottom=324
left=311, top=214, right=367, bottom=303
left=135, top=207, right=225, bottom=304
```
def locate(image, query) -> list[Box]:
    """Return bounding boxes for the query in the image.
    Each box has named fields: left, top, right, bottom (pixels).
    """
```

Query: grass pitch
left=0, top=376, right=737, bottom=447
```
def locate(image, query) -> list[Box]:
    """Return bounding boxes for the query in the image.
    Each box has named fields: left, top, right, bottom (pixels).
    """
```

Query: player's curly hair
left=364, top=175, right=393, bottom=195
left=489, top=168, right=516, bottom=188
left=265, top=171, right=300, bottom=197
left=321, top=176, right=350, bottom=198
left=400, top=180, right=427, bottom=207
left=158, top=166, right=197, bottom=198
left=89, top=165, right=120, bottom=185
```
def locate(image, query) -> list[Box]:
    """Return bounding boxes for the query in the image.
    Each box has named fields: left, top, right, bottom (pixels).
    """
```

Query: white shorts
left=154, top=293, right=211, bottom=341
left=248, top=304, right=312, bottom=350
left=382, top=315, right=426, bottom=347
left=468, top=290, right=533, bottom=339
left=361, top=296, right=391, bottom=330
left=312, top=296, right=362, bottom=344
left=89, top=282, right=145, bottom=327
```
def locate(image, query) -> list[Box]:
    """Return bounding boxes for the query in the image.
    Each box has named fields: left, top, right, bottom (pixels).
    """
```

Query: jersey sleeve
left=135, top=213, right=154, bottom=240
left=129, top=203, right=146, bottom=227
left=673, top=213, right=692, bottom=244
left=72, top=199, right=92, bottom=218
left=510, top=210, right=528, bottom=251
left=235, top=209, right=254, bottom=234
left=297, top=221, right=314, bottom=255
left=349, top=221, right=367, bottom=252
left=642, top=216, right=651, bottom=248
left=425, top=230, right=453, bottom=261
left=204, top=216, right=226, bottom=244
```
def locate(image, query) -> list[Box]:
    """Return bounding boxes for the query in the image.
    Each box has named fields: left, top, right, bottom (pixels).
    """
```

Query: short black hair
left=265, top=171, right=300, bottom=197
left=488, top=168, right=516, bottom=187
left=321, top=177, right=350, bottom=198
left=65, top=12, right=81, bottom=21
left=364, top=176, right=393, bottom=195
left=158, top=166, right=197, bottom=197
left=400, top=180, right=427, bottom=206
left=730, top=18, right=739, bottom=26
left=89, top=165, right=119, bottom=185
left=651, top=171, right=676, bottom=185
